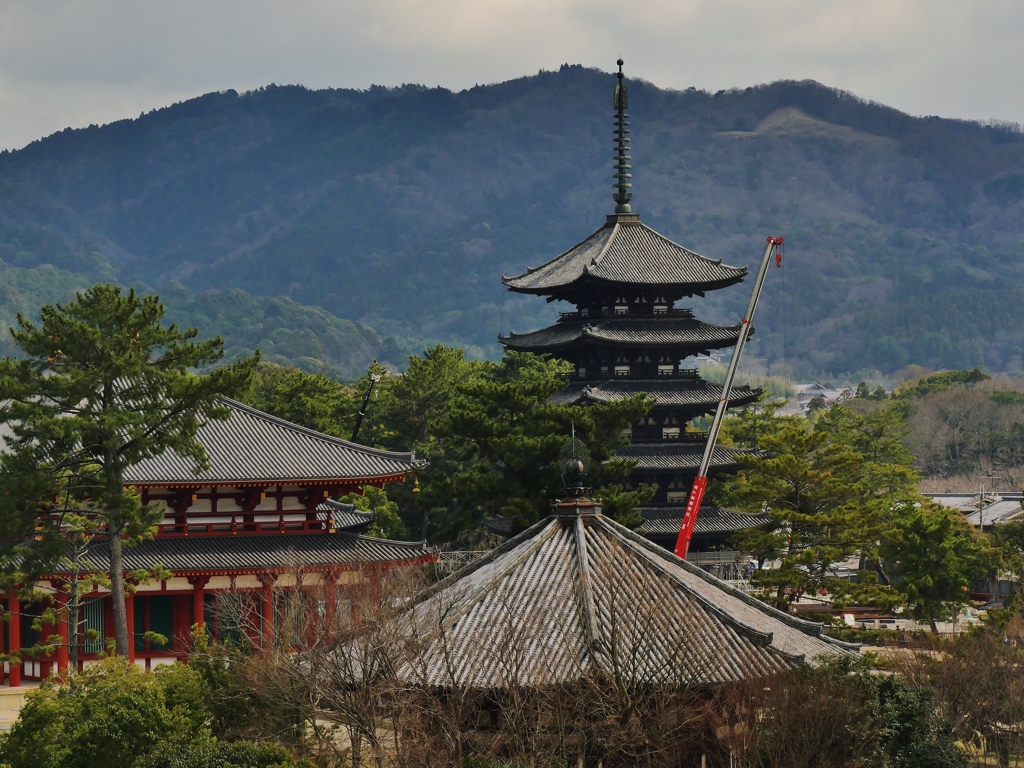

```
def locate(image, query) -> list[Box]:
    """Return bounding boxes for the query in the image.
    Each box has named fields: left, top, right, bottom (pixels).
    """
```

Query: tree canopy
left=0, top=285, right=257, bottom=656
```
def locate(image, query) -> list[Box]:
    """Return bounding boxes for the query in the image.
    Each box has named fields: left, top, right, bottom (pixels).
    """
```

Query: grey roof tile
left=550, top=378, right=761, bottom=408
left=320, top=499, right=376, bottom=531
left=931, top=494, right=1024, bottom=526
left=124, top=398, right=423, bottom=486
left=400, top=512, right=853, bottom=688
left=502, top=218, right=747, bottom=295
left=616, top=442, right=759, bottom=471
left=499, top=317, right=743, bottom=352
left=52, top=532, right=433, bottom=575
left=637, top=506, right=771, bottom=536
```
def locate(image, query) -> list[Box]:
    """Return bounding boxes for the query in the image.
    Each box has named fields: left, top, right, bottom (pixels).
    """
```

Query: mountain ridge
left=2, top=65, right=1023, bottom=376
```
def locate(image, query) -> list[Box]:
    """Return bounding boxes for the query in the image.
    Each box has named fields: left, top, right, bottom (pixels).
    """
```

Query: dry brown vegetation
left=180, top=564, right=1024, bottom=768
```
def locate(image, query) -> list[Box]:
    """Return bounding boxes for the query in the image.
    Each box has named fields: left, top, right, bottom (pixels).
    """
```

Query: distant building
left=930, top=492, right=1024, bottom=528
left=793, top=382, right=849, bottom=412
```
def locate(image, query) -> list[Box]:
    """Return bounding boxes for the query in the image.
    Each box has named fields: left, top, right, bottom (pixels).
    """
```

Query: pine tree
left=0, top=285, right=256, bottom=657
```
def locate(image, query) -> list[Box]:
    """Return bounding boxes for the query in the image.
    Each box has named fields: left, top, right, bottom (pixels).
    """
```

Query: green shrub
left=0, top=658, right=209, bottom=768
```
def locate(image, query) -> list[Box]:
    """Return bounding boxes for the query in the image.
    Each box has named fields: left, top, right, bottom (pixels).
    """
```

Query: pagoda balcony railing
left=632, top=431, right=710, bottom=443
left=557, top=307, right=694, bottom=321
left=556, top=368, right=700, bottom=381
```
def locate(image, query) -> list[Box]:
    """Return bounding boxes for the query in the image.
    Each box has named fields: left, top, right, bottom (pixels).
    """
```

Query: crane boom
left=673, top=236, right=784, bottom=559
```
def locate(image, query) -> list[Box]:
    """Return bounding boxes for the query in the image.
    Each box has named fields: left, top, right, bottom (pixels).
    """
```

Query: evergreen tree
left=366, top=347, right=652, bottom=540
left=881, top=502, right=993, bottom=632
left=241, top=362, right=357, bottom=438
left=0, top=285, right=256, bottom=657
left=724, top=404, right=920, bottom=609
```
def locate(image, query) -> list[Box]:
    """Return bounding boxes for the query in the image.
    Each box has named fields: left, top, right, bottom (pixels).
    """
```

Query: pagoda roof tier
left=502, top=216, right=747, bottom=296
left=49, top=531, right=434, bottom=577
left=401, top=511, right=854, bottom=688
left=125, top=398, right=424, bottom=488
left=617, top=442, right=760, bottom=472
left=637, top=506, right=770, bottom=537
left=551, top=378, right=762, bottom=408
left=500, top=316, right=744, bottom=353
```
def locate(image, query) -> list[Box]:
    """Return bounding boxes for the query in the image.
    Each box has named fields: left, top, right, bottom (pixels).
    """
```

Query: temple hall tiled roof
left=550, top=378, right=761, bottom=408
left=502, top=217, right=748, bottom=295
left=616, top=442, right=759, bottom=472
left=124, top=398, right=424, bottom=487
left=400, top=510, right=854, bottom=688
left=637, top=506, right=771, bottom=537
left=320, top=499, right=376, bottom=532
left=52, top=532, right=433, bottom=576
left=499, top=317, right=744, bottom=352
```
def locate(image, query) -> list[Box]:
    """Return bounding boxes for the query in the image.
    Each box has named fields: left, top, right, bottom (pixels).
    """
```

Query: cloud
left=0, top=0, right=1021, bottom=150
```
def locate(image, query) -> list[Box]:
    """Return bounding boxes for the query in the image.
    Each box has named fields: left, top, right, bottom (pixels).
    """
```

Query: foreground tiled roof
left=54, top=532, right=433, bottom=576
left=637, top=506, right=771, bottom=537
left=499, top=317, right=743, bottom=352
left=616, top=442, right=759, bottom=472
left=502, top=218, right=747, bottom=295
left=124, top=398, right=423, bottom=486
left=550, top=378, right=761, bottom=408
left=399, top=510, right=854, bottom=688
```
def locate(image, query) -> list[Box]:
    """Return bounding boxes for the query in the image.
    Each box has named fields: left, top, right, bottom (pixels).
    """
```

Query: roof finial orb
left=612, top=59, right=632, bottom=215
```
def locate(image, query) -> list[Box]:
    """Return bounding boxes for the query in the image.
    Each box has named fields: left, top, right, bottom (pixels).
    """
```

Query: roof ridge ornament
left=612, top=59, right=632, bottom=215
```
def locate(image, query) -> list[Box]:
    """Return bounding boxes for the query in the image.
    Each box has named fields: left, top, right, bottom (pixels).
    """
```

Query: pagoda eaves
left=501, top=214, right=748, bottom=299
left=499, top=315, right=746, bottom=354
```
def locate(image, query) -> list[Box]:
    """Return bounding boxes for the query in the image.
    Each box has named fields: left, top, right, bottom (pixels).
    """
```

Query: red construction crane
left=673, top=236, right=784, bottom=559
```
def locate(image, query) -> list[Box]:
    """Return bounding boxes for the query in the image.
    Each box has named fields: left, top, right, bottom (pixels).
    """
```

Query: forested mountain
left=2, top=64, right=1023, bottom=376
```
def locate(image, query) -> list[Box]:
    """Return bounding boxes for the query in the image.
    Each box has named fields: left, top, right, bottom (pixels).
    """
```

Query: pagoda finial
left=612, top=58, right=632, bottom=214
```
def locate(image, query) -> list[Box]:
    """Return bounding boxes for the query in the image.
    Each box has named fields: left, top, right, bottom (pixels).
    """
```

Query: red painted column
left=0, top=596, right=6, bottom=686
left=55, top=592, right=69, bottom=680
left=189, top=577, right=209, bottom=629
left=8, top=594, right=21, bottom=687
left=125, top=594, right=136, bottom=663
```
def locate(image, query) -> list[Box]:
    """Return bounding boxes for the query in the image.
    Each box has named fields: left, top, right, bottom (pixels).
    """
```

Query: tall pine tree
left=0, top=285, right=256, bottom=657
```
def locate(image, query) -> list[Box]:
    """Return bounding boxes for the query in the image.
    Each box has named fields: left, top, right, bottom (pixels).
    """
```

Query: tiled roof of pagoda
left=400, top=510, right=854, bottom=688
left=550, top=378, right=761, bottom=408
left=616, top=442, right=760, bottom=472
left=124, top=398, right=424, bottom=487
left=637, top=506, right=770, bottom=537
left=49, top=531, right=433, bottom=576
left=499, top=317, right=743, bottom=352
left=502, top=217, right=747, bottom=295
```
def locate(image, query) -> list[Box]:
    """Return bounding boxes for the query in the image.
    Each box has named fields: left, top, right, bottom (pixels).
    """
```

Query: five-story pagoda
left=500, top=61, right=764, bottom=551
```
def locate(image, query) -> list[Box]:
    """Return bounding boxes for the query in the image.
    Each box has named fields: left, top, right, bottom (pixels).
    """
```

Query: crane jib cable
left=673, top=236, right=784, bottom=560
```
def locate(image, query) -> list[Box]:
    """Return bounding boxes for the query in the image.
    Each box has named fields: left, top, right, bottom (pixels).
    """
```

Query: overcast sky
left=0, top=0, right=1021, bottom=151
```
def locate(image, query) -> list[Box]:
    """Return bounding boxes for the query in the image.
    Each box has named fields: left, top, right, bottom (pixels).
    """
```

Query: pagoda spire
left=612, top=58, right=632, bottom=215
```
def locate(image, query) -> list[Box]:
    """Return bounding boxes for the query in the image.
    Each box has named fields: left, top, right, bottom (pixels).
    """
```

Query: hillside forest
left=2, top=65, right=1024, bottom=378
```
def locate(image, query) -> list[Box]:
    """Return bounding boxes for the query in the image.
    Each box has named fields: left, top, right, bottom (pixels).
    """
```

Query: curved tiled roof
left=617, top=442, right=760, bottom=472
left=550, top=378, right=761, bottom=408
left=400, top=512, right=854, bottom=688
left=638, top=506, right=770, bottom=537
left=124, top=398, right=424, bottom=486
left=502, top=217, right=747, bottom=295
left=319, top=499, right=376, bottom=532
left=500, top=317, right=743, bottom=352
left=52, top=531, right=433, bottom=576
